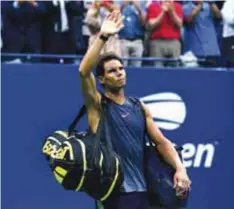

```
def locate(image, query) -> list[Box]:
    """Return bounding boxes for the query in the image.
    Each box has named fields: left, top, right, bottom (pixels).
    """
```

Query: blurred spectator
left=0, top=13, right=2, bottom=50
left=119, top=0, right=146, bottom=67
left=1, top=0, right=45, bottom=62
left=84, top=0, right=121, bottom=56
left=183, top=0, right=221, bottom=67
left=213, top=0, right=225, bottom=52
left=74, top=1, right=86, bottom=56
left=41, top=0, right=83, bottom=63
left=147, top=0, right=183, bottom=67
left=221, top=0, right=234, bottom=67
left=80, top=0, right=94, bottom=57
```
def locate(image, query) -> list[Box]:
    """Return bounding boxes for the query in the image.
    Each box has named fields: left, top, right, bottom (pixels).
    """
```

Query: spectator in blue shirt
left=119, top=0, right=146, bottom=67
left=213, top=0, right=225, bottom=52
left=183, top=0, right=221, bottom=67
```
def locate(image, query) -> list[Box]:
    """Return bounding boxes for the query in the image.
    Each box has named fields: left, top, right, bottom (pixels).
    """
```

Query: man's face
left=100, top=59, right=126, bottom=90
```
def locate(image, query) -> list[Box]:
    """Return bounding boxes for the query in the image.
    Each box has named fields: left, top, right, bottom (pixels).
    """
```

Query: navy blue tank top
left=105, top=98, right=147, bottom=192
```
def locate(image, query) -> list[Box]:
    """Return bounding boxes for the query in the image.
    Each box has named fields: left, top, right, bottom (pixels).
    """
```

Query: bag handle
left=130, top=98, right=159, bottom=187
left=67, top=93, right=110, bottom=139
left=97, top=94, right=115, bottom=150
left=68, top=105, right=87, bottom=136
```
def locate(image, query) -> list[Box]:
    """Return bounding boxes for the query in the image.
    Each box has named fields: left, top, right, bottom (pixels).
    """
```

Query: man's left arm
left=133, top=1, right=146, bottom=25
left=142, top=103, right=191, bottom=190
left=168, top=1, right=183, bottom=28
left=209, top=2, right=221, bottom=20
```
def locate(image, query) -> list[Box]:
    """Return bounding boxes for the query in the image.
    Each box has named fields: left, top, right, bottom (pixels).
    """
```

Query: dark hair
left=95, top=52, right=123, bottom=77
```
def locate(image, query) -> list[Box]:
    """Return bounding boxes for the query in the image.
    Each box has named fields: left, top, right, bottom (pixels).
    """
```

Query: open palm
left=100, top=11, right=124, bottom=36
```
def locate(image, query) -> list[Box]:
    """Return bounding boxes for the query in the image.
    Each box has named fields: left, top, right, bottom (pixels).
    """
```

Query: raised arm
left=132, top=1, right=146, bottom=25
left=79, top=12, right=124, bottom=132
left=147, top=3, right=167, bottom=30
left=209, top=2, right=221, bottom=20
left=79, top=12, right=124, bottom=107
left=184, top=1, right=203, bottom=24
left=167, top=1, right=183, bottom=28
left=79, top=29, right=106, bottom=108
left=141, top=102, right=191, bottom=193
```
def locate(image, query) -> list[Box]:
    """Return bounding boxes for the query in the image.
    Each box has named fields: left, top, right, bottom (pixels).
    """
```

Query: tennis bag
left=145, top=142, right=189, bottom=209
left=42, top=101, right=123, bottom=202
left=130, top=97, right=190, bottom=209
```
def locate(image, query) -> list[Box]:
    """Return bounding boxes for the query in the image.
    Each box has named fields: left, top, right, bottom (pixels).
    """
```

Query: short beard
left=105, top=85, right=125, bottom=94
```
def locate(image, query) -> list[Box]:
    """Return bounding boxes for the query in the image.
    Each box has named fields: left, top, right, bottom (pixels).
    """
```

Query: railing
left=1, top=52, right=205, bottom=64
left=2, top=52, right=232, bottom=70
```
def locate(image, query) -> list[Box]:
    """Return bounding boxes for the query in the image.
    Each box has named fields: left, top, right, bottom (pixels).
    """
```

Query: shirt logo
left=121, top=113, right=130, bottom=118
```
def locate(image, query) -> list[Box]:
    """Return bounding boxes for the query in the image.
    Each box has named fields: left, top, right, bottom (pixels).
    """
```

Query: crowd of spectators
left=1, top=0, right=234, bottom=67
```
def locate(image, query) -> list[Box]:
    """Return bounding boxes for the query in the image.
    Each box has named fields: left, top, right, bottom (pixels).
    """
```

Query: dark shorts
left=102, top=192, right=149, bottom=209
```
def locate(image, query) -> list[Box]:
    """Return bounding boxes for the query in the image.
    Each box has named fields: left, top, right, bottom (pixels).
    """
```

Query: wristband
left=99, top=34, right=109, bottom=42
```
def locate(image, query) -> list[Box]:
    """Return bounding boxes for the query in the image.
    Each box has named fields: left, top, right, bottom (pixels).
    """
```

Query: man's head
left=96, top=52, right=126, bottom=90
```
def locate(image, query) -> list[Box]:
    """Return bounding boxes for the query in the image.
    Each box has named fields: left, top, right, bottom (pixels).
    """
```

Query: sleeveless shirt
left=105, top=97, right=147, bottom=192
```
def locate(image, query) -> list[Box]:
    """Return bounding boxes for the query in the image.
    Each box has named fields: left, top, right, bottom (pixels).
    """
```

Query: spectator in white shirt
left=84, top=0, right=121, bottom=56
left=221, top=0, right=234, bottom=67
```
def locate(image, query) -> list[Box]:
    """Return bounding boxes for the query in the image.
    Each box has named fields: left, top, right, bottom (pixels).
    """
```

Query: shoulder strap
left=68, top=105, right=87, bottom=136
left=129, top=97, right=155, bottom=147
left=128, top=96, right=139, bottom=104
left=129, top=97, right=145, bottom=115
left=128, top=97, right=155, bottom=189
left=129, top=97, right=145, bottom=127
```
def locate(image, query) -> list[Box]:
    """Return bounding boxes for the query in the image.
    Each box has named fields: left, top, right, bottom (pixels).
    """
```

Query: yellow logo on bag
left=42, top=140, right=57, bottom=156
left=50, top=141, right=74, bottom=161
